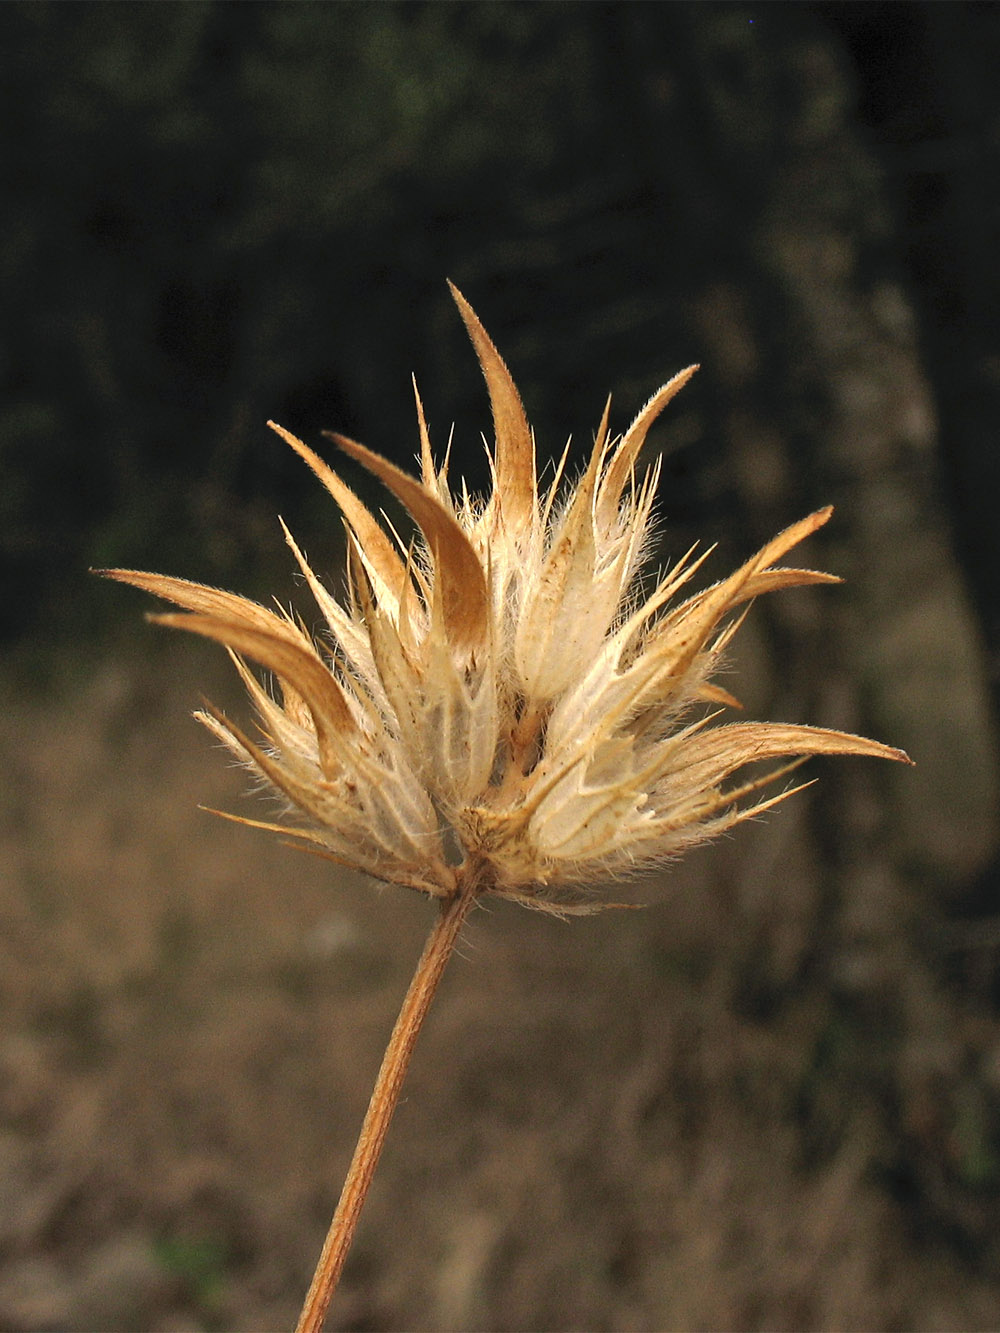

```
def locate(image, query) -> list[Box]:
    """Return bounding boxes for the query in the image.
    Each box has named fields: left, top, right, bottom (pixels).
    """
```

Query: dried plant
left=99, top=284, right=910, bottom=1331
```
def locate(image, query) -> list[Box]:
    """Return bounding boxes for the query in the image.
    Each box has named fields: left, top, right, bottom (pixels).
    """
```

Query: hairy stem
left=294, top=869, right=481, bottom=1333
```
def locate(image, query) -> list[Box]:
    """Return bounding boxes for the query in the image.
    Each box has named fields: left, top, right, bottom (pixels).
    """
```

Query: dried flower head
left=102, top=284, right=909, bottom=914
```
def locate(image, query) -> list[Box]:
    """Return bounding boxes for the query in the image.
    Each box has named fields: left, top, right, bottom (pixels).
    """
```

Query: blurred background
left=3, top=2, right=1000, bottom=1328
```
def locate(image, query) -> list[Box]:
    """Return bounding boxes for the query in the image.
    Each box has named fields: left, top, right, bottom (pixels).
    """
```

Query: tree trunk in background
left=583, top=4, right=998, bottom=891
left=672, top=5, right=1000, bottom=1251
left=687, top=11, right=1000, bottom=884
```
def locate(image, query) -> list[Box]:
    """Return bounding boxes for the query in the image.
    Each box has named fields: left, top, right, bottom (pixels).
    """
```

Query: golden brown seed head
left=100, top=287, right=910, bottom=914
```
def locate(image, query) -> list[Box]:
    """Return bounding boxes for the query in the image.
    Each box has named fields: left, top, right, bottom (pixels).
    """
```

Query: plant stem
left=294, top=870, right=480, bottom=1333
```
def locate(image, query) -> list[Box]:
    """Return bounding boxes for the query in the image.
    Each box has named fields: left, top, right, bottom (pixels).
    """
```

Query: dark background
left=5, top=1, right=999, bottom=662
left=4, top=4, right=1000, bottom=1330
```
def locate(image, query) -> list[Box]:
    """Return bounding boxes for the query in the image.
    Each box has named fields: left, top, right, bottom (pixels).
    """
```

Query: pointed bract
left=447, top=281, right=536, bottom=533
left=596, top=366, right=699, bottom=527
left=329, top=430, right=489, bottom=660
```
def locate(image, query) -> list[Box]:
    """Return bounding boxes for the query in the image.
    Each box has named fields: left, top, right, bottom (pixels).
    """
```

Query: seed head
left=101, top=285, right=910, bottom=914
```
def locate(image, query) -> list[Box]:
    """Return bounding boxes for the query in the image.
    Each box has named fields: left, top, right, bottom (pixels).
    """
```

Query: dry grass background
left=2, top=642, right=999, bottom=1332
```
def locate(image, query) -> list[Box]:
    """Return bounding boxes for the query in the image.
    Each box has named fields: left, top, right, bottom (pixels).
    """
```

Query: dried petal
left=448, top=281, right=536, bottom=532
